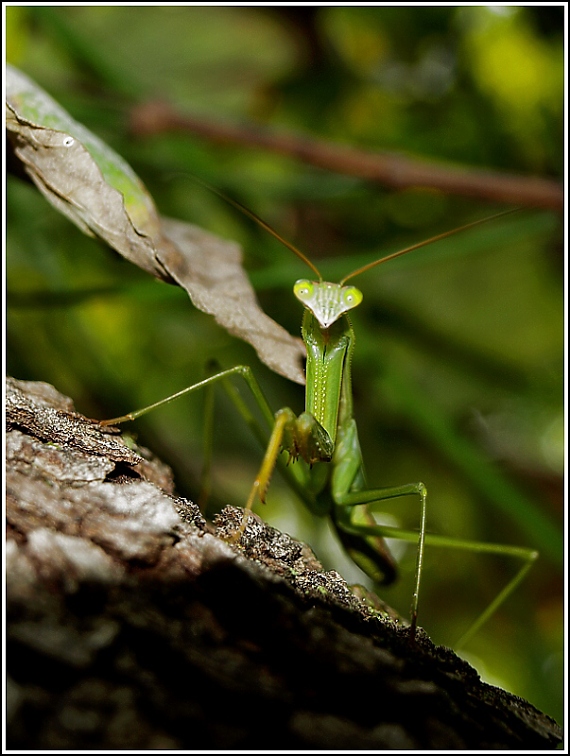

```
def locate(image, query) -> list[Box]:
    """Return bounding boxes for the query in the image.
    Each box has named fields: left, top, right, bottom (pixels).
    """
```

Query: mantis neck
left=301, top=309, right=354, bottom=445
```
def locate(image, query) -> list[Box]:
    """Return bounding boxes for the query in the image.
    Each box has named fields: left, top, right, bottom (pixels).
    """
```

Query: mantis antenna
left=340, top=207, right=522, bottom=285
left=190, top=176, right=323, bottom=280
left=191, top=174, right=520, bottom=288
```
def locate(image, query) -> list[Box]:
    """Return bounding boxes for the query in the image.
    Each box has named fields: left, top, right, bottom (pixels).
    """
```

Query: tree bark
left=6, top=377, right=563, bottom=749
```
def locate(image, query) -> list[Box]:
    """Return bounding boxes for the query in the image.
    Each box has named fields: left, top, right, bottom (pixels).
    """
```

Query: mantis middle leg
left=330, top=416, right=537, bottom=647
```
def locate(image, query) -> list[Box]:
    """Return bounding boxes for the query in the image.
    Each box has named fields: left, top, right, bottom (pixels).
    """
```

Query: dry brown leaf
left=6, top=65, right=169, bottom=281
left=159, top=218, right=305, bottom=383
left=6, top=65, right=305, bottom=384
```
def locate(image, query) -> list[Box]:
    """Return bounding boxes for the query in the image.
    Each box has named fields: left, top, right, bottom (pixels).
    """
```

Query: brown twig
left=130, top=101, right=563, bottom=212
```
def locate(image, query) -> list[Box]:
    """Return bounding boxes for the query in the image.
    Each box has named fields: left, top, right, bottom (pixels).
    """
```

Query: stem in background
left=130, top=102, right=563, bottom=212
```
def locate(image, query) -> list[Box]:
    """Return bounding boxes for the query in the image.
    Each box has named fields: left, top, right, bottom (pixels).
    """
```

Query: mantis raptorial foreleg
left=101, top=364, right=313, bottom=512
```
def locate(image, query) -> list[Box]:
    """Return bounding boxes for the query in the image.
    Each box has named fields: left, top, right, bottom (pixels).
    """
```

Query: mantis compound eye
left=293, top=280, right=315, bottom=303
left=341, top=286, right=363, bottom=310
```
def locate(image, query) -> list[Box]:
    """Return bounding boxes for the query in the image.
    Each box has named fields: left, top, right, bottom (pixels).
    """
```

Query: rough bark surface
left=6, top=377, right=563, bottom=750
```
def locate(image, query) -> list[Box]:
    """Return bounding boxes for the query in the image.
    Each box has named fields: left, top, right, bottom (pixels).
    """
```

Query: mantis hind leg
left=334, top=491, right=537, bottom=648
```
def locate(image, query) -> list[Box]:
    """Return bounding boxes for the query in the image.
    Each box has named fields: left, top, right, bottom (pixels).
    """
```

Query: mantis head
left=294, top=280, right=363, bottom=329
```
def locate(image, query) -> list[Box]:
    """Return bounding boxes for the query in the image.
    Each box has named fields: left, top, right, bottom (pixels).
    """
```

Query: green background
left=6, top=6, right=563, bottom=725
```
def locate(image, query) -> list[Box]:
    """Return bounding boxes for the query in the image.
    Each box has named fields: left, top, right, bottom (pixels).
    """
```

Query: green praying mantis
left=101, top=196, right=538, bottom=647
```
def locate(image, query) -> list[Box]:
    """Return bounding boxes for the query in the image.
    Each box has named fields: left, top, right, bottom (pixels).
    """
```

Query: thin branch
left=130, top=102, right=563, bottom=212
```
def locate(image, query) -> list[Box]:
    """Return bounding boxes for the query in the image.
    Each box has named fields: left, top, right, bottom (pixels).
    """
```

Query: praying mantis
left=101, top=194, right=540, bottom=648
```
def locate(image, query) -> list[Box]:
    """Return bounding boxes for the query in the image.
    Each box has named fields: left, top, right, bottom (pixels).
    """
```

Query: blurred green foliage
left=6, top=6, right=563, bottom=725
